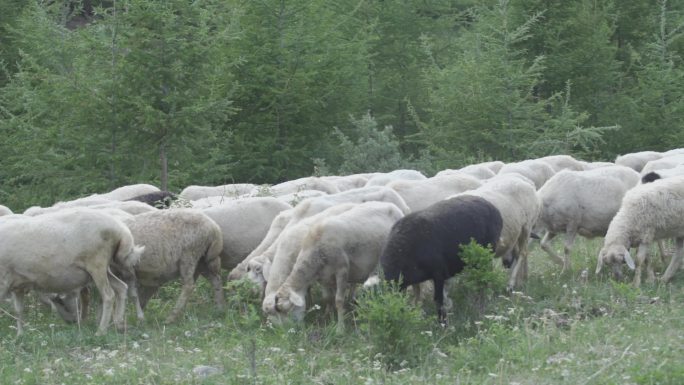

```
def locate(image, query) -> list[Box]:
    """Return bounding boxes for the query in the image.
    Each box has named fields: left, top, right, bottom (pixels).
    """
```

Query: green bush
left=459, top=240, right=507, bottom=315
left=353, top=280, right=431, bottom=369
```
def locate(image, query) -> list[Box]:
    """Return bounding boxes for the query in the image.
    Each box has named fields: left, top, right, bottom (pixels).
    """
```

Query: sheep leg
left=138, top=285, right=158, bottom=310
left=562, top=230, right=577, bottom=272
left=661, top=238, right=684, bottom=283
left=87, top=265, right=116, bottom=336
left=107, top=269, right=128, bottom=332
left=80, top=287, right=90, bottom=323
left=334, top=268, right=349, bottom=334
left=540, top=232, right=564, bottom=267
left=165, top=272, right=195, bottom=324
left=632, top=243, right=650, bottom=288
left=433, top=278, right=447, bottom=325
left=11, top=290, right=25, bottom=337
left=198, top=257, right=225, bottom=311
left=128, top=283, right=145, bottom=321
left=645, top=251, right=656, bottom=284
left=410, top=284, right=422, bottom=306
left=658, top=240, right=670, bottom=265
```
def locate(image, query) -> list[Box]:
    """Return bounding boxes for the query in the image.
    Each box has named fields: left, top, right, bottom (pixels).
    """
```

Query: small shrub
left=353, top=280, right=431, bottom=369
left=459, top=240, right=506, bottom=315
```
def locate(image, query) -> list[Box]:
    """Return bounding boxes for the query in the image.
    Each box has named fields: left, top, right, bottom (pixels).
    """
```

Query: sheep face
left=262, top=289, right=305, bottom=326
left=246, top=258, right=268, bottom=292
left=596, top=245, right=635, bottom=279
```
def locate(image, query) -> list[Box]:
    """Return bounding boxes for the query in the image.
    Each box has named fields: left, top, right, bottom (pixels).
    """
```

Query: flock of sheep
left=2, top=148, right=684, bottom=335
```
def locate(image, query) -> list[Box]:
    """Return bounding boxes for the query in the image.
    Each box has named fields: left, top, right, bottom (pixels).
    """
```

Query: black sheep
left=380, top=195, right=503, bottom=322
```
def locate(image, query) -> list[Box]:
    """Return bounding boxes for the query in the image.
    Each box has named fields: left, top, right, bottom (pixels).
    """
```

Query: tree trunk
left=159, top=139, right=168, bottom=191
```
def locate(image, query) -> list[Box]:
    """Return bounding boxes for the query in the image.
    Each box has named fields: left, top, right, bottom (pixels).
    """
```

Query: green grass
left=2, top=238, right=684, bottom=384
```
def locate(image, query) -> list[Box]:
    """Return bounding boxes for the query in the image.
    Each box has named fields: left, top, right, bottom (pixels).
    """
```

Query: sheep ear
left=262, top=259, right=271, bottom=280
left=595, top=252, right=604, bottom=275
left=624, top=250, right=635, bottom=270
left=289, top=290, right=305, bottom=308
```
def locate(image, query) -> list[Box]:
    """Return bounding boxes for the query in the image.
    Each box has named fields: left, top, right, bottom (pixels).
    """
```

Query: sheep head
left=273, top=287, right=305, bottom=315
left=596, top=245, right=635, bottom=278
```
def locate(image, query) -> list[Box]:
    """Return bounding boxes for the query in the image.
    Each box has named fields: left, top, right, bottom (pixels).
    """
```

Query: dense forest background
left=1, top=0, right=683, bottom=210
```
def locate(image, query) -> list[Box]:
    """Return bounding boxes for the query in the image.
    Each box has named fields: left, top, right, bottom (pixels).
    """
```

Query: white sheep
left=435, top=164, right=496, bottom=180
left=320, top=174, right=369, bottom=191
left=640, top=154, right=684, bottom=175
left=456, top=173, right=542, bottom=288
left=663, top=148, right=684, bottom=156
left=0, top=209, right=144, bottom=335
left=24, top=196, right=113, bottom=216
left=180, top=184, right=257, bottom=200
left=537, top=155, right=585, bottom=172
left=121, top=209, right=224, bottom=323
left=258, top=203, right=360, bottom=304
left=227, top=186, right=411, bottom=282
left=387, top=174, right=482, bottom=212
left=201, top=198, right=292, bottom=272
left=89, top=200, right=158, bottom=215
left=578, top=161, right=615, bottom=170
left=263, top=202, right=404, bottom=332
left=497, top=160, right=556, bottom=189
left=364, top=169, right=427, bottom=187
left=596, top=176, right=684, bottom=286
left=537, top=166, right=640, bottom=271
left=98, top=184, right=160, bottom=201
left=641, top=165, right=684, bottom=183
left=615, top=151, right=663, bottom=172
left=269, top=176, right=340, bottom=195
left=0, top=205, right=12, bottom=216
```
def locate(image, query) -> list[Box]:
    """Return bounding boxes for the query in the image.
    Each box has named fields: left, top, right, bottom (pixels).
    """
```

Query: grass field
left=1, top=238, right=683, bottom=385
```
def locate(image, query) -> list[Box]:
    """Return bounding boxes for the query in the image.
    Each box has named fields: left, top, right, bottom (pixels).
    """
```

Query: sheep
left=269, top=176, right=340, bottom=196
left=579, top=161, right=615, bottom=170
left=642, top=165, right=684, bottom=183
left=596, top=176, right=684, bottom=286
left=537, top=166, right=640, bottom=271
left=120, top=209, right=224, bottom=323
left=320, top=175, right=369, bottom=191
left=455, top=173, right=542, bottom=288
left=0, top=205, right=12, bottom=216
left=127, top=191, right=177, bottom=208
left=497, top=160, right=556, bottom=189
left=201, top=198, right=292, bottom=272
left=481, top=161, right=505, bottom=173
left=24, top=196, right=114, bottom=216
left=380, top=195, right=503, bottom=322
left=227, top=186, right=411, bottom=282
left=435, top=165, right=496, bottom=180
left=0, top=209, right=144, bottom=335
left=538, top=155, right=585, bottom=172
left=663, top=148, right=684, bottom=156
left=257, top=203, right=360, bottom=303
left=263, top=202, right=404, bottom=332
left=271, top=190, right=328, bottom=205
left=89, top=201, right=158, bottom=215
left=387, top=174, right=482, bottom=212
left=615, top=151, right=663, bottom=172
left=190, top=195, right=239, bottom=209
left=98, top=184, right=160, bottom=201
left=640, top=154, right=684, bottom=175
left=180, top=184, right=257, bottom=200
left=364, top=169, right=427, bottom=187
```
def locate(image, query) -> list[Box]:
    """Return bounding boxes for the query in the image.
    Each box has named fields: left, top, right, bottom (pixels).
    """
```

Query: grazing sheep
left=271, top=190, right=328, bottom=205
left=270, top=176, right=340, bottom=196
left=99, top=184, right=160, bottom=201
left=190, top=195, right=239, bottom=209
left=538, top=155, right=585, bottom=172
left=263, top=202, right=404, bottom=332
left=640, top=154, right=684, bottom=175
left=0, top=209, right=144, bottom=335
left=537, top=166, right=640, bottom=271
left=121, top=209, right=224, bottom=323
left=249, top=204, right=360, bottom=296
left=579, top=161, right=615, bottom=170
left=364, top=169, right=427, bottom=187
left=642, top=165, right=684, bottom=183
left=456, top=173, right=542, bottom=288
left=24, top=196, right=113, bottom=216
left=615, top=151, right=663, bottom=172
left=481, top=161, right=505, bottom=173
left=201, top=198, right=292, bottom=272
left=180, top=184, right=257, bottom=200
left=89, top=201, right=158, bottom=215
left=227, top=186, right=411, bottom=281
left=387, top=174, right=482, bottom=212
left=436, top=164, right=496, bottom=180
left=380, top=195, right=503, bottom=322
left=320, top=175, right=369, bottom=191
left=596, top=176, right=684, bottom=286
left=498, top=160, right=556, bottom=189
left=127, top=191, right=177, bottom=208
left=0, top=205, right=12, bottom=216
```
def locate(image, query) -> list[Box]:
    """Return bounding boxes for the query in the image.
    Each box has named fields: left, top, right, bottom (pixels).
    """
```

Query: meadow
left=1, top=238, right=683, bottom=385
